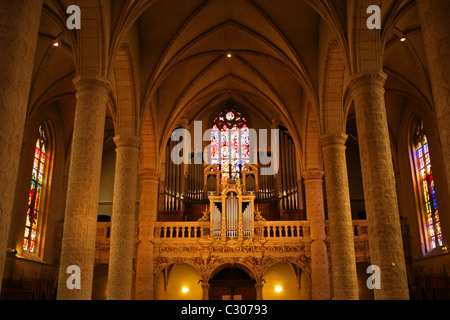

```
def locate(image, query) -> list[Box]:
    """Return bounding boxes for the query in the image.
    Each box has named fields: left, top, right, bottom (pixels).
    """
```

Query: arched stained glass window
left=211, top=108, right=250, bottom=183
left=413, top=121, right=443, bottom=251
left=23, top=125, right=48, bottom=253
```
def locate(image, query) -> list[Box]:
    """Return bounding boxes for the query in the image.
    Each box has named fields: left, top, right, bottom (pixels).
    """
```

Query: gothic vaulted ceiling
left=31, top=0, right=430, bottom=167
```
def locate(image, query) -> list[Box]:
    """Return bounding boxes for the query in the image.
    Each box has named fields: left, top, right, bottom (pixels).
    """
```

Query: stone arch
left=348, top=0, right=383, bottom=74
left=321, top=41, right=347, bottom=136
left=304, top=102, right=323, bottom=172
left=261, top=261, right=311, bottom=300
left=112, top=45, right=139, bottom=136
left=139, top=105, right=158, bottom=171
left=259, top=257, right=311, bottom=280
left=154, top=262, right=203, bottom=300
left=207, top=262, right=258, bottom=300
left=73, top=1, right=110, bottom=76
left=206, top=262, right=258, bottom=284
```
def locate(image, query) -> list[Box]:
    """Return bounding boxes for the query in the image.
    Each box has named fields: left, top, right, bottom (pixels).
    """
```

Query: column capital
left=201, top=283, right=210, bottom=290
left=348, top=72, right=387, bottom=93
left=302, top=169, right=324, bottom=181
left=113, top=135, right=142, bottom=149
left=139, top=169, right=161, bottom=182
left=73, top=75, right=112, bottom=96
left=320, top=133, right=348, bottom=148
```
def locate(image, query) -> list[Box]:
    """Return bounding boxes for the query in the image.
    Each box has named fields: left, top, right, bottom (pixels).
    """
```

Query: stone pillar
left=349, top=72, right=409, bottom=300
left=417, top=0, right=450, bottom=190
left=255, top=282, right=263, bottom=300
left=0, top=0, right=43, bottom=289
left=57, top=76, right=111, bottom=300
left=202, top=283, right=210, bottom=300
left=135, top=170, right=160, bottom=300
left=320, top=134, right=359, bottom=300
left=107, top=135, right=142, bottom=300
left=302, top=169, right=331, bottom=300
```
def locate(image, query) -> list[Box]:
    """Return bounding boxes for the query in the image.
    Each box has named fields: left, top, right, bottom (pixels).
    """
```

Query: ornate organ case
left=205, top=164, right=257, bottom=239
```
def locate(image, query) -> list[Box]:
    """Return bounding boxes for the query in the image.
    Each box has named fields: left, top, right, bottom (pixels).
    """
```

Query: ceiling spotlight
left=53, top=41, right=60, bottom=47
left=227, top=53, right=232, bottom=58
left=400, top=37, right=406, bottom=42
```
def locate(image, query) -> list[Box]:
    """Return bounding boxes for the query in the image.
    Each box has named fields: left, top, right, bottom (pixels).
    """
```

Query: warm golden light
left=181, top=287, right=190, bottom=294
left=275, top=285, right=283, bottom=293
left=53, top=41, right=60, bottom=47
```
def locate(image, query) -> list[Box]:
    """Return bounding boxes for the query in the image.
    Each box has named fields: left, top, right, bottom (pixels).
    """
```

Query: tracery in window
left=23, top=125, right=48, bottom=253
left=211, top=108, right=250, bottom=183
left=413, top=121, right=443, bottom=251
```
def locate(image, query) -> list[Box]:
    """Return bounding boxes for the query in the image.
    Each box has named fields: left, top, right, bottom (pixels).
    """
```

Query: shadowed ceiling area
left=32, top=0, right=430, bottom=163
left=135, top=0, right=322, bottom=142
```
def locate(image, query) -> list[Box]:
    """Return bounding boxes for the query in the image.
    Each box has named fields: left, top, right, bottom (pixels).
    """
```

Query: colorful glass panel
left=416, top=125, right=443, bottom=250
left=211, top=109, right=250, bottom=183
left=23, top=125, right=47, bottom=253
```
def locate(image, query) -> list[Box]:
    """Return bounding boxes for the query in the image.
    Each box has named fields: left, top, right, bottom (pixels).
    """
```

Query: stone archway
left=208, top=264, right=256, bottom=301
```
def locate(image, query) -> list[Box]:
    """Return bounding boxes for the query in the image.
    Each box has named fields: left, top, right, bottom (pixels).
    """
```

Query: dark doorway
left=209, top=267, right=256, bottom=300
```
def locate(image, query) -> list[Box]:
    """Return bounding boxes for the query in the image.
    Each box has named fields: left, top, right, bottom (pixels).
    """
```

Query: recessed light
left=227, top=53, right=232, bottom=58
left=400, top=37, right=406, bottom=42
left=53, top=41, right=60, bottom=47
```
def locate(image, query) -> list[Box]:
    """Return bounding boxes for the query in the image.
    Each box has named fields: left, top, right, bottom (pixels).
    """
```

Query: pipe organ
left=277, top=129, right=299, bottom=210
left=212, top=203, right=221, bottom=237
left=186, top=160, right=204, bottom=202
left=164, top=140, right=184, bottom=211
left=163, top=128, right=301, bottom=221
left=226, top=193, right=238, bottom=237
left=242, top=203, right=252, bottom=236
left=208, top=183, right=255, bottom=239
left=258, top=164, right=276, bottom=201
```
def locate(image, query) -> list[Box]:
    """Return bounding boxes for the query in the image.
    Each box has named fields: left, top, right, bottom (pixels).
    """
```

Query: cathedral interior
left=0, top=0, right=449, bottom=301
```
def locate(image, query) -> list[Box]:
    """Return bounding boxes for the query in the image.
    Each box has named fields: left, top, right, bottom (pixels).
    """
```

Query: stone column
left=0, top=0, right=43, bottom=289
left=57, top=76, right=111, bottom=300
left=320, top=134, right=359, bottom=300
left=417, top=0, right=450, bottom=190
left=202, top=283, right=210, bottom=300
left=135, top=170, right=160, bottom=300
left=349, top=72, right=409, bottom=300
left=107, top=135, right=142, bottom=300
left=302, top=169, right=331, bottom=300
left=255, top=278, right=265, bottom=301
left=255, top=282, right=263, bottom=300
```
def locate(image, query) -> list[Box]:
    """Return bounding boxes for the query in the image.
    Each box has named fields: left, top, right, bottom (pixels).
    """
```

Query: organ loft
left=0, top=0, right=449, bottom=301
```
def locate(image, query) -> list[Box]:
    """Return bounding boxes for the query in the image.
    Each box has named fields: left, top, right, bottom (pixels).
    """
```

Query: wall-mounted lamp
left=7, top=248, right=17, bottom=255
left=181, top=287, right=190, bottom=294
left=275, top=285, right=283, bottom=293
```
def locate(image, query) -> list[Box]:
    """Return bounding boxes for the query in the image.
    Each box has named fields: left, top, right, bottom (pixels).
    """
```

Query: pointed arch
left=112, top=44, right=139, bottom=136
left=304, top=103, right=322, bottom=172
left=321, top=41, right=347, bottom=135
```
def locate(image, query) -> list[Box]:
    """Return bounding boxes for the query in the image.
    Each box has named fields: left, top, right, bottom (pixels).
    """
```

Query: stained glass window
left=414, top=122, right=443, bottom=251
left=23, top=125, right=48, bottom=253
left=211, top=108, right=250, bottom=183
